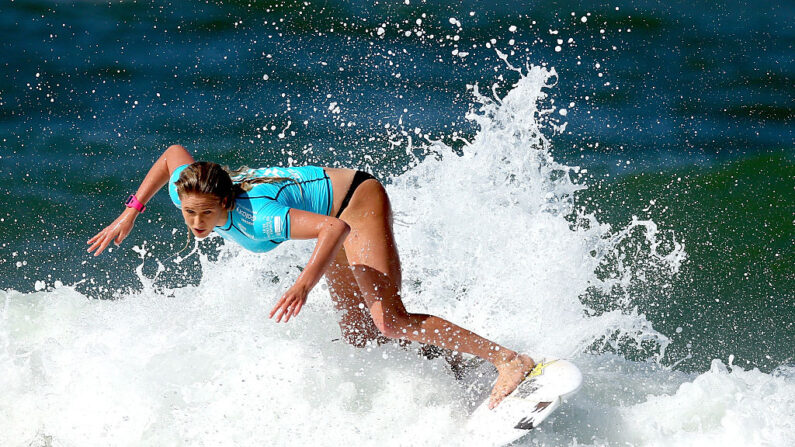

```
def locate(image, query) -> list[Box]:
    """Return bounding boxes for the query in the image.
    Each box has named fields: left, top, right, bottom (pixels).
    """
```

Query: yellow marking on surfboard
left=524, top=359, right=558, bottom=382
left=503, top=359, right=560, bottom=402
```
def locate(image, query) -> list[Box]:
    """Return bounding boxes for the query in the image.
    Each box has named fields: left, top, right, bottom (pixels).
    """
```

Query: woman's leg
left=339, top=180, right=535, bottom=408
left=324, top=246, right=453, bottom=359
left=324, top=246, right=386, bottom=347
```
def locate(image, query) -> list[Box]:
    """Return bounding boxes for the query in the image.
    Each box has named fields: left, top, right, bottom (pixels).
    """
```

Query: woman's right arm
left=86, top=144, right=195, bottom=256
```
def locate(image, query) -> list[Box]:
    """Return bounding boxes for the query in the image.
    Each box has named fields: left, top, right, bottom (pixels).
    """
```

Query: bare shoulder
left=164, top=145, right=195, bottom=174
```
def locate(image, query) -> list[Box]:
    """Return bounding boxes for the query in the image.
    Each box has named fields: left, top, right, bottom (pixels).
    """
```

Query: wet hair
left=173, top=161, right=297, bottom=210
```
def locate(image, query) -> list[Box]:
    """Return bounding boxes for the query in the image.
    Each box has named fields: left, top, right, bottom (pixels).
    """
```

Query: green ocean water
left=578, top=150, right=794, bottom=372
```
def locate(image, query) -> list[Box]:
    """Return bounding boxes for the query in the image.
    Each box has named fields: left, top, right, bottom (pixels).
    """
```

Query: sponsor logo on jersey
left=237, top=206, right=253, bottom=224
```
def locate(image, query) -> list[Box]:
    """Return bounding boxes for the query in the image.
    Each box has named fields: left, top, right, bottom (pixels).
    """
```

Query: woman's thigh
left=325, top=247, right=362, bottom=311
left=324, top=246, right=382, bottom=346
left=339, top=181, right=407, bottom=318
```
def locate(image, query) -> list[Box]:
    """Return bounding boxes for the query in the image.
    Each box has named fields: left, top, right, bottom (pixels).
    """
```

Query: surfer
left=87, top=144, right=535, bottom=408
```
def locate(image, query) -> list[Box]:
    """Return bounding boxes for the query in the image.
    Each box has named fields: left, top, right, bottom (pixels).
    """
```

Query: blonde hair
left=224, top=165, right=302, bottom=196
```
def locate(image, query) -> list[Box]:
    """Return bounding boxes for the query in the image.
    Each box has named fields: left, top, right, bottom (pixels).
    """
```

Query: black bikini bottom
left=335, top=170, right=377, bottom=218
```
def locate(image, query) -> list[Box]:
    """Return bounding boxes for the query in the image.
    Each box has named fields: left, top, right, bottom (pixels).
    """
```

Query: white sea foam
left=2, top=65, right=792, bottom=446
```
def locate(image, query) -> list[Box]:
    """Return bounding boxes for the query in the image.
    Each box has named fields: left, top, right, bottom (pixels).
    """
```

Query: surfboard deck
left=465, top=358, right=582, bottom=445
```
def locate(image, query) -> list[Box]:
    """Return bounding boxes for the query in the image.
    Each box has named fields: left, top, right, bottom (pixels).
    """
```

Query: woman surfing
left=87, top=144, right=535, bottom=409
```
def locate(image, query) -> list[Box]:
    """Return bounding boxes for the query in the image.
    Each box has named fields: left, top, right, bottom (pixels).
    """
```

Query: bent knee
left=371, top=310, right=411, bottom=339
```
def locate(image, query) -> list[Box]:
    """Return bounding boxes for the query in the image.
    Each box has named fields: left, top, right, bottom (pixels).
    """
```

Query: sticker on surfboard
left=465, top=358, right=582, bottom=445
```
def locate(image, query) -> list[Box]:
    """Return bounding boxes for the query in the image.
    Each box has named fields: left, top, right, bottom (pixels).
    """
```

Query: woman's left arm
left=269, top=209, right=350, bottom=323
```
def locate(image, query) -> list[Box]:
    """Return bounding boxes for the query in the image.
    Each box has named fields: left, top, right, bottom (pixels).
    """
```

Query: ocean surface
left=1, top=1, right=793, bottom=446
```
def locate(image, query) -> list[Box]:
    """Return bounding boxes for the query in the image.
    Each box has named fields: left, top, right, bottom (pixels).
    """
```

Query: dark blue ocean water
left=1, top=0, right=792, bottom=372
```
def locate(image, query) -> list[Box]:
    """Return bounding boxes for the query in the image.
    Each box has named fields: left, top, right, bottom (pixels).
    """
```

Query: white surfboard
left=465, top=358, right=582, bottom=445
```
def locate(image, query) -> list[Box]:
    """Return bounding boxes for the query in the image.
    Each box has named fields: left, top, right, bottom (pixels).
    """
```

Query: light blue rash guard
left=168, top=164, right=333, bottom=253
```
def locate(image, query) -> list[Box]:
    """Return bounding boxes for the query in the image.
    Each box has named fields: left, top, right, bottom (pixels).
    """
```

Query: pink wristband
left=125, top=194, right=146, bottom=213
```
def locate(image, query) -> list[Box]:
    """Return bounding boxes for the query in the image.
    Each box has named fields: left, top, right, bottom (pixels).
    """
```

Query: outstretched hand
left=86, top=208, right=138, bottom=256
left=269, top=283, right=310, bottom=323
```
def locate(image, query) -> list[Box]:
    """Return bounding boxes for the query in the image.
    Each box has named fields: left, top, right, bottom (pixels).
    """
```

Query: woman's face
left=180, top=192, right=228, bottom=238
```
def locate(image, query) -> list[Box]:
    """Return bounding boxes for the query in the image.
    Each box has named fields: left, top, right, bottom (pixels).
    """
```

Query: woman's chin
left=192, top=230, right=211, bottom=239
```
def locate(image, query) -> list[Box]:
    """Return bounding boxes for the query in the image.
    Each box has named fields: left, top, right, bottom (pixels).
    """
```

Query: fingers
left=273, top=304, right=288, bottom=323
left=269, top=292, right=306, bottom=323
left=87, top=227, right=119, bottom=256
left=269, top=297, right=285, bottom=319
left=87, top=232, right=107, bottom=254
left=87, top=214, right=134, bottom=256
left=87, top=232, right=107, bottom=255
left=86, top=232, right=101, bottom=245
left=270, top=298, right=290, bottom=322
left=292, top=300, right=303, bottom=318
left=283, top=300, right=303, bottom=323
left=277, top=299, right=294, bottom=323
left=93, top=234, right=114, bottom=257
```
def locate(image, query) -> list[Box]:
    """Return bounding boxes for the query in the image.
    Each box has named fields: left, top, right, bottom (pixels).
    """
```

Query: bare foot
left=489, top=354, right=536, bottom=409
